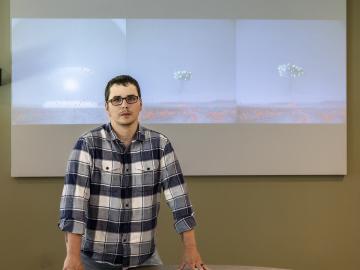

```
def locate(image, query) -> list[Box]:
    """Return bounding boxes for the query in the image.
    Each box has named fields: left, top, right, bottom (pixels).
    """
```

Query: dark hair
left=105, top=75, right=141, bottom=102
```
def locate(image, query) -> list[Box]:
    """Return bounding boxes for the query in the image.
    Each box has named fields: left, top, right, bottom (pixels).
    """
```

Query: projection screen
left=11, top=0, right=347, bottom=176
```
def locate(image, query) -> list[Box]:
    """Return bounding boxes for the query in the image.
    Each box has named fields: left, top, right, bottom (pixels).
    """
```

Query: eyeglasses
left=107, top=95, right=140, bottom=106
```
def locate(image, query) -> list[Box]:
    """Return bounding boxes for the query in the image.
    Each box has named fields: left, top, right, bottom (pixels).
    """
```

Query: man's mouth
left=120, top=112, right=131, bottom=116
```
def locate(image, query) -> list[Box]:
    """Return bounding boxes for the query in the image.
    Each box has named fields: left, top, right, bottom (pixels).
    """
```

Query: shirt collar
left=107, top=122, right=145, bottom=142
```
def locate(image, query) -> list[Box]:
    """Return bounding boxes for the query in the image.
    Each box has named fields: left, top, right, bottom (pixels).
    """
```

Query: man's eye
left=113, top=96, right=122, bottom=101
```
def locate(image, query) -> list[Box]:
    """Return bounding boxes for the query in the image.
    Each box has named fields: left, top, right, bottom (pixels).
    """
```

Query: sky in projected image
left=12, top=19, right=346, bottom=125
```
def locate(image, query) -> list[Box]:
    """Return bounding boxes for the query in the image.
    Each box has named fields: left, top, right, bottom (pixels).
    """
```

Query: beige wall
left=1, top=1, right=359, bottom=269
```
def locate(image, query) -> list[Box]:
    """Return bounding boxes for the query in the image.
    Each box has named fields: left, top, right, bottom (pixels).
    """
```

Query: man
left=59, top=75, right=206, bottom=270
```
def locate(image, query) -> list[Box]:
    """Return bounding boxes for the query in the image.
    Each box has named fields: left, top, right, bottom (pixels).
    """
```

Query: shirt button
left=125, top=203, right=129, bottom=207
left=123, top=238, right=127, bottom=242
left=106, top=166, right=109, bottom=170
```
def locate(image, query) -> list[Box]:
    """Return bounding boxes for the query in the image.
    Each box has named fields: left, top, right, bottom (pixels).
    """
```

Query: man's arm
left=59, top=137, right=92, bottom=270
left=63, top=233, right=84, bottom=270
left=159, top=140, right=206, bottom=270
left=179, top=229, right=206, bottom=270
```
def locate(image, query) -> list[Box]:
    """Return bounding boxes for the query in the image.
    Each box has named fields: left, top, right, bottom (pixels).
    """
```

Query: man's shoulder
left=140, top=125, right=170, bottom=146
left=79, top=123, right=111, bottom=142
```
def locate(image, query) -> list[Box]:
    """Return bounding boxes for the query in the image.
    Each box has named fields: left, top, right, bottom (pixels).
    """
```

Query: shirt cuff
left=174, top=215, right=197, bottom=234
left=58, top=219, right=86, bottom=235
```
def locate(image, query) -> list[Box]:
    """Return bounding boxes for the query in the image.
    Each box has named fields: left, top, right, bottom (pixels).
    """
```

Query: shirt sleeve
left=58, top=137, right=91, bottom=235
left=160, top=140, right=197, bottom=234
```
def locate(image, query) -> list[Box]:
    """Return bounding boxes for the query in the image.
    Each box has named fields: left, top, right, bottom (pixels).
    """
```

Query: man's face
left=105, top=83, right=142, bottom=126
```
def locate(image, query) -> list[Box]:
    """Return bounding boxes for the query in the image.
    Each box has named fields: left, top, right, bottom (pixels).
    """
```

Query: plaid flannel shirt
left=59, top=123, right=196, bottom=267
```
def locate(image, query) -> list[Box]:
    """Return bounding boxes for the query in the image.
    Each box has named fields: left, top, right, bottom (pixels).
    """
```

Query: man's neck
left=110, top=120, right=139, bottom=146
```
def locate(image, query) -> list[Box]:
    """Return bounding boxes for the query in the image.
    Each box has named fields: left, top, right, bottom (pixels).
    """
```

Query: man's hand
left=178, top=245, right=207, bottom=270
left=179, top=229, right=207, bottom=270
left=63, top=254, right=84, bottom=270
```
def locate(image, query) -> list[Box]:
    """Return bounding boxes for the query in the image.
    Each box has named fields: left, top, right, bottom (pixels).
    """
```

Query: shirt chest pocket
left=132, top=161, right=160, bottom=186
left=92, top=159, right=122, bottom=186
left=134, top=160, right=159, bottom=173
left=91, top=159, right=122, bottom=185
left=94, top=159, right=122, bottom=173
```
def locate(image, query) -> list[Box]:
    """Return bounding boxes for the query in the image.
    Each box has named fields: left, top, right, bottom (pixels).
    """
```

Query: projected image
left=236, top=20, right=346, bottom=123
left=11, top=19, right=346, bottom=124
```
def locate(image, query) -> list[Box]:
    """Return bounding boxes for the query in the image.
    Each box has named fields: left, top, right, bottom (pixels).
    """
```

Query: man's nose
left=120, top=100, right=129, bottom=108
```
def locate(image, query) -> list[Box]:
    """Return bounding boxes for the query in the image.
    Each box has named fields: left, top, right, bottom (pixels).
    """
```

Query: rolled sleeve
left=174, top=214, right=197, bottom=234
left=160, top=140, right=197, bottom=233
left=58, top=138, right=91, bottom=235
left=58, top=219, right=87, bottom=234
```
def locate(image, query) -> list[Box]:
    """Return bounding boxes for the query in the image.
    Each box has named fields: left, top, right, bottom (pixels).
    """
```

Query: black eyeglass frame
left=107, top=95, right=140, bottom=106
